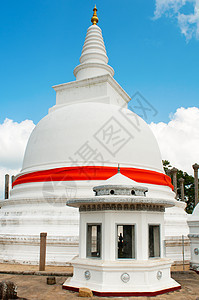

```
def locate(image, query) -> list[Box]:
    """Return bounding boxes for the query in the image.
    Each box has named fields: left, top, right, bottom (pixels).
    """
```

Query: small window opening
left=87, top=224, right=101, bottom=258
left=117, top=225, right=135, bottom=259
left=131, top=190, right=135, bottom=195
left=110, top=190, right=115, bottom=195
left=149, top=225, right=160, bottom=258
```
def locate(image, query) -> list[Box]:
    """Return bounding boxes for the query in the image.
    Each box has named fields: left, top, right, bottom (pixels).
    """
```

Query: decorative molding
left=84, top=270, right=91, bottom=280
left=69, top=196, right=175, bottom=209
left=0, top=235, right=79, bottom=246
left=94, top=186, right=147, bottom=197
left=121, top=273, right=130, bottom=283
left=157, top=271, right=162, bottom=280
left=188, top=234, right=199, bottom=239
left=79, top=203, right=165, bottom=212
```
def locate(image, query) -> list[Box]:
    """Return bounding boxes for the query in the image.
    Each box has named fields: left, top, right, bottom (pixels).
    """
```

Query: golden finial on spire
left=91, top=5, right=98, bottom=25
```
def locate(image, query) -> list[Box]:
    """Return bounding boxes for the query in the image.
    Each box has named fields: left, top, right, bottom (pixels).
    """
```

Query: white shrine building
left=63, top=167, right=181, bottom=296
left=0, top=6, right=189, bottom=265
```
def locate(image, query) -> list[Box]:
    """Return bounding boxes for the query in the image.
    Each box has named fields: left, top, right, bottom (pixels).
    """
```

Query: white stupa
left=0, top=6, right=189, bottom=265
left=188, top=203, right=199, bottom=273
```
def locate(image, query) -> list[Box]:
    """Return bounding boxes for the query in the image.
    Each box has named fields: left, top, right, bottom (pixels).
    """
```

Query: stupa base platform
left=62, top=258, right=181, bottom=297
left=63, top=285, right=181, bottom=297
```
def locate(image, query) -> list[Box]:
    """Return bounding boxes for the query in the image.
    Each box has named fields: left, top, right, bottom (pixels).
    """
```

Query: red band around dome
left=12, top=166, right=173, bottom=190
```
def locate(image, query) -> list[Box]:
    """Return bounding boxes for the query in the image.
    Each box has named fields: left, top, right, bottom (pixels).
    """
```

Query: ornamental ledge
left=71, top=257, right=172, bottom=268
left=0, top=197, right=77, bottom=207
left=0, top=234, right=79, bottom=246
left=73, top=62, right=114, bottom=77
left=67, top=196, right=176, bottom=208
left=52, top=74, right=130, bottom=103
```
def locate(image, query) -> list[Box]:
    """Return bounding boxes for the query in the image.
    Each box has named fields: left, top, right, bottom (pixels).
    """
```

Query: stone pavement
left=0, top=262, right=190, bottom=273
left=0, top=264, right=198, bottom=299
left=0, top=263, right=73, bottom=276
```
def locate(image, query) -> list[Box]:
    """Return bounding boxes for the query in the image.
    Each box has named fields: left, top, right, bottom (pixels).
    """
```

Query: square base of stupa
left=63, top=257, right=181, bottom=297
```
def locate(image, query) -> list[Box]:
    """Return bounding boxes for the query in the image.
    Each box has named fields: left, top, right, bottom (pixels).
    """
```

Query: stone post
left=179, top=178, right=185, bottom=202
left=11, top=175, right=15, bottom=186
left=5, top=174, right=9, bottom=199
left=39, top=232, right=47, bottom=271
left=192, top=163, right=199, bottom=207
left=171, top=167, right=178, bottom=199
left=166, top=169, right=172, bottom=178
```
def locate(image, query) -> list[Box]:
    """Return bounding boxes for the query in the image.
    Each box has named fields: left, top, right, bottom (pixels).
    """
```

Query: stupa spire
left=91, top=5, right=98, bottom=25
left=73, top=6, right=114, bottom=81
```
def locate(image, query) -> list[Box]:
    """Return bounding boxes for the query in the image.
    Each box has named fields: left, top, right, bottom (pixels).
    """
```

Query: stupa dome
left=21, top=102, right=163, bottom=174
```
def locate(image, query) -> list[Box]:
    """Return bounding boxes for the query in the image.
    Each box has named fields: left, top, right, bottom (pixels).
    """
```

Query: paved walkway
left=0, top=262, right=190, bottom=273
left=0, top=272, right=199, bottom=299
left=0, top=263, right=73, bottom=276
left=0, top=263, right=73, bottom=273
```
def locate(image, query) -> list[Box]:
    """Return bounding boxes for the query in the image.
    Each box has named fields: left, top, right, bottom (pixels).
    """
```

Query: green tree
left=163, top=160, right=195, bottom=214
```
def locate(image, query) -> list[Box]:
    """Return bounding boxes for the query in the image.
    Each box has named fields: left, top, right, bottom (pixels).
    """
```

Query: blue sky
left=0, top=0, right=198, bottom=125
left=0, top=0, right=199, bottom=198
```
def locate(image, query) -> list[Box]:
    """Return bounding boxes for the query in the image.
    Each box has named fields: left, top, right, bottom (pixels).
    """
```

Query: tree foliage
left=163, top=160, right=195, bottom=214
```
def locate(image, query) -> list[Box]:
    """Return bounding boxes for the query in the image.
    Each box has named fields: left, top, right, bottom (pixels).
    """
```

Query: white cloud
left=154, top=0, right=199, bottom=40
left=154, top=0, right=187, bottom=18
left=0, top=119, right=35, bottom=199
left=149, top=107, right=199, bottom=175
